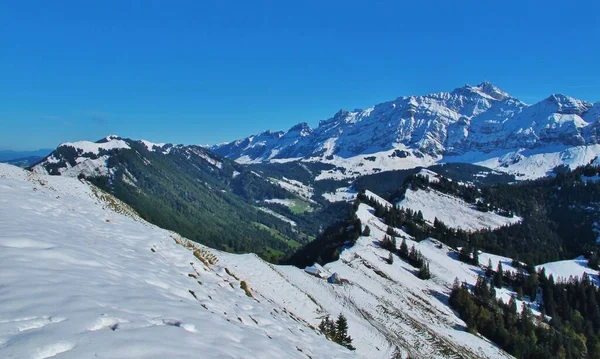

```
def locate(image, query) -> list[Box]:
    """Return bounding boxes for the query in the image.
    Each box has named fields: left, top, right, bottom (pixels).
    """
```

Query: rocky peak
left=547, top=94, right=591, bottom=115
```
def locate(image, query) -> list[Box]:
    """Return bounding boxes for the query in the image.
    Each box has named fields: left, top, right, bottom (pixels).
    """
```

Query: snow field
left=398, top=188, right=521, bottom=231
left=0, top=164, right=353, bottom=359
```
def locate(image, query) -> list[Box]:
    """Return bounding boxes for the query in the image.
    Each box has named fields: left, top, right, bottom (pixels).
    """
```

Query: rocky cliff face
left=212, top=82, right=600, bottom=165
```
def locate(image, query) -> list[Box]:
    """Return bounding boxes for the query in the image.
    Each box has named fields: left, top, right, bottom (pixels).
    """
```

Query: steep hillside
left=0, top=163, right=513, bottom=358
left=353, top=163, right=600, bottom=265
left=31, top=136, right=340, bottom=260
left=0, top=164, right=352, bottom=358
left=397, top=187, right=521, bottom=231
left=213, top=82, right=600, bottom=180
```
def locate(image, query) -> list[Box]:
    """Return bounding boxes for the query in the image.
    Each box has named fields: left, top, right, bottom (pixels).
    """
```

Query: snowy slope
left=446, top=144, right=600, bottom=180
left=219, top=202, right=515, bottom=359
left=0, top=162, right=517, bottom=358
left=398, top=188, right=521, bottom=231
left=0, top=164, right=353, bottom=359
left=213, top=82, right=600, bottom=181
left=536, top=256, right=600, bottom=285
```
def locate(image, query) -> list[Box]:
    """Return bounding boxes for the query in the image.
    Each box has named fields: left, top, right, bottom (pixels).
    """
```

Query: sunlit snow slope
left=219, top=198, right=515, bottom=359
left=398, top=188, right=521, bottom=231
left=0, top=163, right=518, bottom=358
left=0, top=164, right=352, bottom=359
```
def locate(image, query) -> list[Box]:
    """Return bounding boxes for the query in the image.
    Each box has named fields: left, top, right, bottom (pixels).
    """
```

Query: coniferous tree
left=334, top=314, right=355, bottom=350
left=386, top=226, right=396, bottom=237
left=362, top=225, right=371, bottom=236
left=399, top=238, right=409, bottom=258
left=472, top=247, right=479, bottom=266
left=494, top=262, right=504, bottom=288
left=486, top=258, right=494, bottom=277
left=320, top=314, right=355, bottom=350
left=418, top=261, right=431, bottom=280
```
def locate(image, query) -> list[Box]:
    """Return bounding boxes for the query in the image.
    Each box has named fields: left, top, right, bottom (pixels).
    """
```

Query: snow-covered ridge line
left=140, top=139, right=166, bottom=152
left=59, top=138, right=130, bottom=155
left=212, top=82, right=600, bottom=181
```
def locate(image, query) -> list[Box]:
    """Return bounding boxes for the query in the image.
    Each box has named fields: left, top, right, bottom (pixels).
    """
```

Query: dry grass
left=240, top=281, right=253, bottom=298
left=171, top=236, right=218, bottom=267
left=224, top=268, right=240, bottom=280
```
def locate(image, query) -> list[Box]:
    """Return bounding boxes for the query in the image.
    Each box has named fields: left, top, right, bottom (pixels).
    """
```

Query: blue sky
left=1, top=1, right=599, bottom=150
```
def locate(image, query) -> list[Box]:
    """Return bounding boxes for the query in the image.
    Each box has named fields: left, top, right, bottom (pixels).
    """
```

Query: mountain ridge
left=30, top=135, right=322, bottom=259
left=212, top=82, right=600, bottom=180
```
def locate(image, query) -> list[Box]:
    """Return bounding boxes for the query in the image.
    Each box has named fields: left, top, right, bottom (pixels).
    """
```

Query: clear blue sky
left=1, top=0, right=599, bottom=150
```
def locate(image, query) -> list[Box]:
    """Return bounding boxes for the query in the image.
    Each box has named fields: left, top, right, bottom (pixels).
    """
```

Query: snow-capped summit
left=101, top=134, right=121, bottom=142
left=213, top=83, right=600, bottom=180
left=472, top=81, right=510, bottom=100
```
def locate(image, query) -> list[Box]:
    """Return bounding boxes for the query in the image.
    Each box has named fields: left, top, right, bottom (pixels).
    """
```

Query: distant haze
left=0, top=149, right=53, bottom=162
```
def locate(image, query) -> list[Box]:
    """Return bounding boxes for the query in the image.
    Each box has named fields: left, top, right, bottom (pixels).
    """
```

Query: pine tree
left=387, top=252, right=394, bottom=265
left=386, top=226, right=396, bottom=236
left=319, top=314, right=355, bottom=350
left=452, top=277, right=460, bottom=291
left=494, top=262, right=504, bottom=288
left=485, top=258, right=494, bottom=277
left=399, top=238, right=408, bottom=258
left=418, top=261, right=431, bottom=280
left=380, top=235, right=396, bottom=252
left=472, top=247, right=479, bottom=266
left=319, top=315, right=335, bottom=337
left=362, top=225, right=371, bottom=236
left=334, top=314, right=355, bottom=350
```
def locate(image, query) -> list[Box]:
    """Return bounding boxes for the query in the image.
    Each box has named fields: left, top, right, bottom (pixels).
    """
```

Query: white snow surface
left=0, top=163, right=519, bottom=358
left=398, top=188, right=521, bottom=231
left=221, top=201, right=515, bottom=359
left=272, top=177, right=314, bottom=201
left=322, top=186, right=357, bottom=202
left=536, top=256, right=600, bottom=285
left=59, top=138, right=130, bottom=155
left=264, top=198, right=297, bottom=206
left=257, top=207, right=297, bottom=227
left=417, top=168, right=440, bottom=183
left=140, top=139, right=166, bottom=152
left=447, top=144, right=600, bottom=180
left=0, top=164, right=351, bottom=359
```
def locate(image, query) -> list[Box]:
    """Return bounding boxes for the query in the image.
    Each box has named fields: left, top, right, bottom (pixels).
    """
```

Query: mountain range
left=212, top=82, right=600, bottom=180
left=0, top=148, right=53, bottom=167
left=10, top=82, right=600, bottom=358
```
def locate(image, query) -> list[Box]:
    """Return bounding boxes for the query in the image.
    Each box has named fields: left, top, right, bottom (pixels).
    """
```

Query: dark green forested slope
left=35, top=138, right=350, bottom=261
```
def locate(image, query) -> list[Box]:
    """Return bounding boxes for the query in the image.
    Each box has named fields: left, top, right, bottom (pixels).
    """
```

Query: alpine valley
left=4, top=82, right=600, bottom=358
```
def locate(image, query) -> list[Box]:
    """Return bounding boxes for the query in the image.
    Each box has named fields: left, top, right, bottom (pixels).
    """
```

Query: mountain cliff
left=213, top=82, right=600, bottom=180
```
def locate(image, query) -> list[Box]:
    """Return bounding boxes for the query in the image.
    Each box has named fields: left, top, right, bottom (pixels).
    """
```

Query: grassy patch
left=288, top=199, right=313, bottom=214
left=252, top=222, right=301, bottom=248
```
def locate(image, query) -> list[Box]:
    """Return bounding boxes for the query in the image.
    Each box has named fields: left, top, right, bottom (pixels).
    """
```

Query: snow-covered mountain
left=212, top=82, right=600, bottom=180
left=30, top=135, right=328, bottom=258
left=1, top=163, right=520, bottom=358
left=31, top=135, right=194, bottom=177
